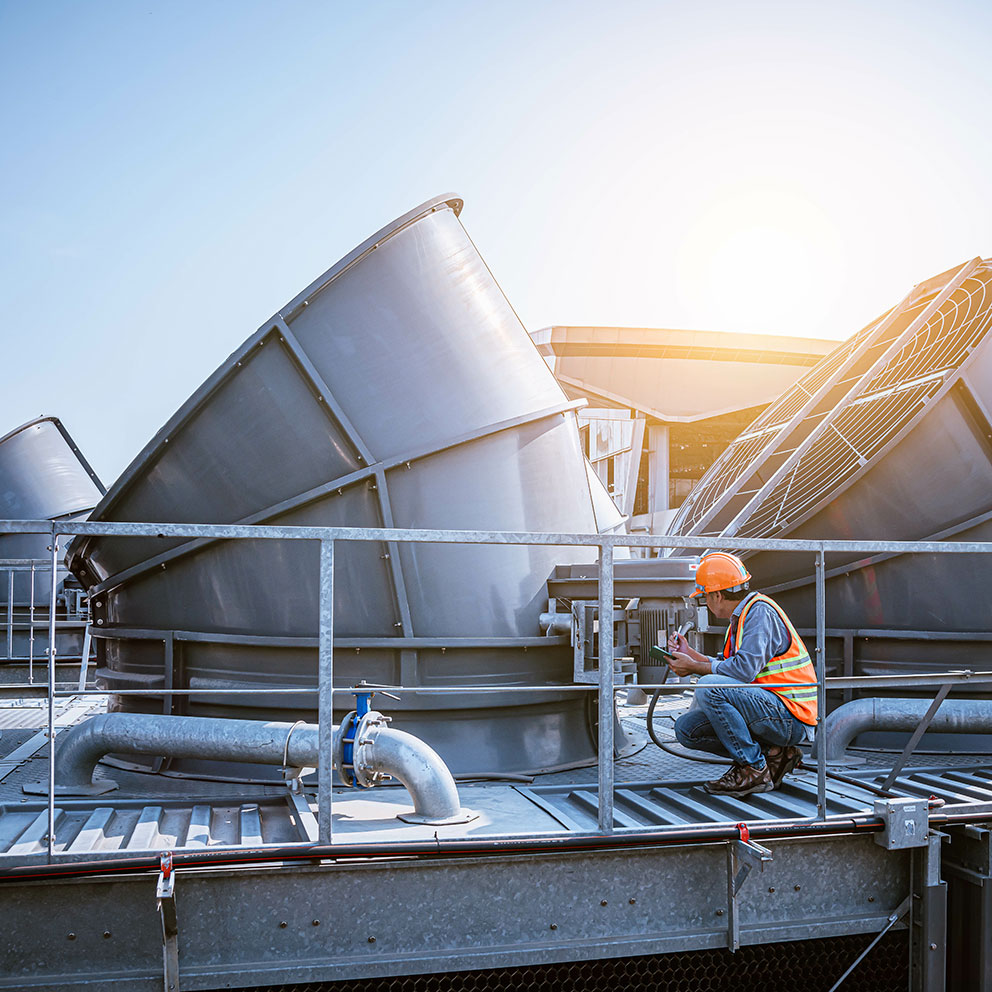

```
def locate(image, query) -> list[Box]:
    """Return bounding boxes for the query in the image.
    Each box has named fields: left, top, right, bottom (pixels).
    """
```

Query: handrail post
left=815, top=546, right=827, bottom=820
left=6, top=569, right=13, bottom=662
left=597, top=539, right=614, bottom=833
left=47, top=531, right=59, bottom=860
left=28, top=563, right=35, bottom=683
left=317, top=538, right=335, bottom=844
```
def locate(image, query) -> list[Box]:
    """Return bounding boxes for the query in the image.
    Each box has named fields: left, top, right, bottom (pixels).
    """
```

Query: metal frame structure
left=6, top=517, right=992, bottom=852
left=0, top=558, right=90, bottom=676
left=2, top=519, right=992, bottom=990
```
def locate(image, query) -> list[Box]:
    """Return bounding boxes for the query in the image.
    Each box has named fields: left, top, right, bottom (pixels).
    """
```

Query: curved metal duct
left=67, top=194, right=622, bottom=777
left=0, top=416, right=104, bottom=608
left=816, top=697, right=992, bottom=762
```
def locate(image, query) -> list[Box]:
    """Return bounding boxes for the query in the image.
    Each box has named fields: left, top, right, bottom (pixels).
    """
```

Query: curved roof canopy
left=529, top=325, right=836, bottom=423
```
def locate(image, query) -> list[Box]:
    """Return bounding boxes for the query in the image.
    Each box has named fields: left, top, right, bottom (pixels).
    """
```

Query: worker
left=666, top=551, right=817, bottom=797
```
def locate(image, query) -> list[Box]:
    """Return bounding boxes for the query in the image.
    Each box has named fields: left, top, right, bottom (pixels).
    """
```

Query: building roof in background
left=530, top=326, right=837, bottom=423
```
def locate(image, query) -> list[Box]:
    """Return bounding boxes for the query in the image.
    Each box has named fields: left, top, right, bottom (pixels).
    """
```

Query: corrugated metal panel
left=0, top=795, right=308, bottom=861
left=518, top=764, right=992, bottom=830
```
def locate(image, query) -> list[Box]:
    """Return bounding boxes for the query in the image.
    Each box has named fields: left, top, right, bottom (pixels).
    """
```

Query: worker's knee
left=694, top=674, right=744, bottom=709
left=693, top=674, right=723, bottom=708
left=674, top=711, right=708, bottom=748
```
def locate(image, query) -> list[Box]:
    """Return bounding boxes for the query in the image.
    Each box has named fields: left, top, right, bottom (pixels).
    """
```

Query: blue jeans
left=674, top=675, right=808, bottom=769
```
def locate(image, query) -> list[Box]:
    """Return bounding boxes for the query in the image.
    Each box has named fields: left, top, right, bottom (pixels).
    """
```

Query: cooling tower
left=0, top=417, right=104, bottom=608
left=669, top=257, right=992, bottom=686
left=67, top=195, right=624, bottom=778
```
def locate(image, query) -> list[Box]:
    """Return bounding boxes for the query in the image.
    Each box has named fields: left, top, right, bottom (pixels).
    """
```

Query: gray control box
left=873, top=797, right=929, bottom=849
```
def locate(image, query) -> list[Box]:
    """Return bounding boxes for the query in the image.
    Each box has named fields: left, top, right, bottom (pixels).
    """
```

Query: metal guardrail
left=3, top=518, right=992, bottom=860
left=0, top=557, right=89, bottom=681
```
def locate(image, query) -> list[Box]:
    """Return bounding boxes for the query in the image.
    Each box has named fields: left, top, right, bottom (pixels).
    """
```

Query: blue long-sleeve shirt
left=707, top=592, right=791, bottom=683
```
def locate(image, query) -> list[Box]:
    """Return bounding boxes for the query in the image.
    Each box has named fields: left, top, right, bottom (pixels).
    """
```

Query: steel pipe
left=354, top=719, right=466, bottom=823
left=51, top=712, right=471, bottom=824
left=817, top=697, right=992, bottom=761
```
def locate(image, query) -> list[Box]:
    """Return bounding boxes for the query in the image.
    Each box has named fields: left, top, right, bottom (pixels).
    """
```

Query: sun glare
left=676, top=187, right=846, bottom=337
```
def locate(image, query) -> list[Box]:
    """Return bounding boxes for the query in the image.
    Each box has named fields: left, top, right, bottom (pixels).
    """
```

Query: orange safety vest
left=722, top=592, right=818, bottom=725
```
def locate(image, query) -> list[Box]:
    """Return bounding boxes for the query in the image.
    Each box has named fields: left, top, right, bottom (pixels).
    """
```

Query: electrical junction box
left=873, top=797, right=929, bottom=849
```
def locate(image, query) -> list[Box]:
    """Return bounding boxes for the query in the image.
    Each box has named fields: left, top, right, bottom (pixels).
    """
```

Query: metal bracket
left=156, top=852, right=180, bottom=992
left=726, top=824, right=773, bottom=951
left=572, top=600, right=633, bottom=685
left=827, top=893, right=912, bottom=992
left=910, top=831, right=947, bottom=992
left=280, top=719, right=309, bottom=794
left=881, top=683, right=952, bottom=791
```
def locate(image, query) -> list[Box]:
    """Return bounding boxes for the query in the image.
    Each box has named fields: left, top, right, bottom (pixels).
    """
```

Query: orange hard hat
left=694, top=552, right=751, bottom=596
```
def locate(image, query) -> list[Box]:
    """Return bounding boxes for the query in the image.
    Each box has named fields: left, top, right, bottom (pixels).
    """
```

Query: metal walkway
left=520, top=763, right=992, bottom=831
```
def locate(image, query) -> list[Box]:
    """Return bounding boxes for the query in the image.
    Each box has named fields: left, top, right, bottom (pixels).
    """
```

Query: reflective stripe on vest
left=722, top=592, right=818, bottom=725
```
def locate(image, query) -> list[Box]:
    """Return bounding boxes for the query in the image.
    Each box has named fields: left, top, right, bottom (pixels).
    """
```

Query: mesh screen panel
left=735, top=267, right=992, bottom=539
left=670, top=262, right=992, bottom=542
left=225, top=931, right=908, bottom=992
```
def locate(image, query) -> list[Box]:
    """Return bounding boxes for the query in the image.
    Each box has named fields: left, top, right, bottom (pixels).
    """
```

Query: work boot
left=765, top=745, right=803, bottom=787
left=703, top=762, right=774, bottom=797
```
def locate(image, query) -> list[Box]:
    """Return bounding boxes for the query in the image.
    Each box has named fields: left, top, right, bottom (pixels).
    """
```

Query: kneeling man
left=667, top=552, right=817, bottom=798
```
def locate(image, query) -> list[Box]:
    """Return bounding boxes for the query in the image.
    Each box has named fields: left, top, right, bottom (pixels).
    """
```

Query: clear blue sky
left=2, top=0, right=990, bottom=486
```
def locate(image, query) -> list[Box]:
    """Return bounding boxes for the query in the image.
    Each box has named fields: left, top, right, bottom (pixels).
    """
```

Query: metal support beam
left=77, top=623, right=92, bottom=693
left=826, top=894, right=911, bottom=992
left=47, top=534, right=58, bottom=860
left=156, top=853, right=180, bottom=992
left=911, top=832, right=947, bottom=992
left=881, top=684, right=953, bottom=791
left=815, top=547, right=827, bottom=820
left=597, top=543, right=614, bottom=833
left=647, top=424, right=670, bottom=515
left=6, top=569, right=12, bottom=661
left=28, top=563, right=35, bottom=683
left=317, top=540, right=334, bottom=844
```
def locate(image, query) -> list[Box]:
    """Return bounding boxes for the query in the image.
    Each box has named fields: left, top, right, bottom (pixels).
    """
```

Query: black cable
left=645, top=665, right=670, bottom=751
left=645, top=666, right=731, bottom=766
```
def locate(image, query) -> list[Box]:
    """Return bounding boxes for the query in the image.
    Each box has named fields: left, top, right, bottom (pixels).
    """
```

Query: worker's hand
left=667, top=651, right=696, bottom=678
left=668, top=631, right=689, bottom=654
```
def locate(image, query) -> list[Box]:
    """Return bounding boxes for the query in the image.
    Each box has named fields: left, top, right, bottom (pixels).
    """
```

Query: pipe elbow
left=357, top=725, right=475, bottom=825
left=815, top=698, right=879, bottom=762
left=55, top=712, right=117, bottom=788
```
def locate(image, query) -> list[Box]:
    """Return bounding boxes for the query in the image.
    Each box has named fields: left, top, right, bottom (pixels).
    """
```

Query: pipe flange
left=352, top=710, right=389, bottom=789
left=397, top=807, right=479, bottom=826
left=332, top=711, right=357, bottom=787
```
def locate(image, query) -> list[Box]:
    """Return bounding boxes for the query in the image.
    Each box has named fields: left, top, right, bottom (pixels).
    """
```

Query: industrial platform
left=0, top=691, right=989, bottom=857
left=0, top=685, right=989, bottom=991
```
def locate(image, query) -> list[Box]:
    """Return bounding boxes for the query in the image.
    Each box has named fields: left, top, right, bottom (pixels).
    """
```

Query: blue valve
left=341, top=688, right=376, bottom=784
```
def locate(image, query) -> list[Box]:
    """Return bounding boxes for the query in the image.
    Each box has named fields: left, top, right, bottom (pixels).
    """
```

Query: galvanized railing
left=3, top=518, right=992, bottom=861
left=0, top=557, right=89, bottom=678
